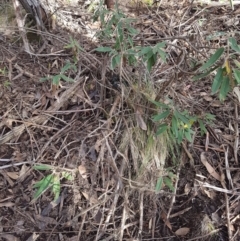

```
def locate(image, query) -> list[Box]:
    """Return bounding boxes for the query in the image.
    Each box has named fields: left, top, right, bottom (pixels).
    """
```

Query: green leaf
left=211, top=67, right=224, bottom=94
left=62, top=171, right=74, bottom=181
left=219, top=76, right=230, bottom=101
left=205, top=113, right=215, bottom=121
left=149, top=99, right=170, bottom=109
left=155, top=177, right=163, bottom=193
left=198, top=119, right=206, bottom=136
left=52, top=175, right=60, bottom=201
left=193, top=66, right=218, bottom=81
left=163, top=177, right=175, bottom=192
left=184, top=129, right=192, bottom=142
left=138, top=46, right=152, bottom=57
left=33, top=164, right=53, bottom=171
left=111, top=54, right=121, bottom=69
left=52, top=75, right=61, bottom=85
left=147, top=54, right=157, bottom=72
left=156, top=124, right=168, bottom=135
left=233, top=60, right=240, bottom=68
left=40, top=76, right=51, bottom=82
left=153, top=110, right=170, bottom=122
left=199, top=48, right=224, bottom=71
left=34, top=174, right=53, bottom=200
left=61, top=62, right=76, bottom=73
left=229, top=37, right=240, bottom=53
left=233, top=68, right=240, bottom=84
left=173, top=111, right=189, bottom=124
left=171, top=116, right=178, bottom=137
left=95, top=47, right=113, bottom=52
left=61, top=75, right=74, bottom=82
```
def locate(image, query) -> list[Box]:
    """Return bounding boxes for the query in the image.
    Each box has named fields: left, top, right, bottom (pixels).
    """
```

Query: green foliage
left=194, top=37, right=240, bottom=101
left=152, top=100, right=215, bottom=144
left=155, top=171, right=176, bottom=193
left=64, top=37, right=83, bottom=64
left=40, top=61, right=77, bottom=86
left=33, top=164, right=74, bottom=202
left=94, top=6, right=166, bottom=71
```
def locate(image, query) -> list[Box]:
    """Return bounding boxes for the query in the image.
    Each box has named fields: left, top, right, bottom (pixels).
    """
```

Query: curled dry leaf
left=135, top=108, right=147, bottom=131
left=78, top=165, right=87, bottom=179
left=200, top=152, right=221, bottom=181
left=175, top=227, right=190, bottom=236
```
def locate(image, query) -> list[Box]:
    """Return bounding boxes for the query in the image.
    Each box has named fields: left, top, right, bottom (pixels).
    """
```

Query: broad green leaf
left=61, top=62, right=76, bottom=73
left=233, top=68, right=240, bottom=84
left=157, top=49, right=166, bottom=62
left=184, top=129, right=192, bottom=142
left=95, top=47, right=113, bottom=52
left=155, top=177, right=163, bottom=193
left=198, top=119, right=206, bottom=136
left=40, top=76, right=51, bottom=82
left=219, top=76, right=230, bottom=101
left=173, top=111, right=189, bottom=124
left=62, top=171, right=74, bottom=181
left=199, top=48, right=224, bottom=71
left=34, top=174, right=53, bottom=200
left=229, top=37, right=240, bottom=53
left=52, top=75, right=61, bottom=85
left=205, top=113, right=215, bottom=121
left=155, top=42, right=166, bottom=49
left=138, top=46, right=152, bottom=57
left=147, top=54, right=157, bottom=72
left=52, top=175, right=60, bottom=201
left=149, top=99, right=170, bottom=109
left=33, top=164, right=53, bottom=171
left=168, top=172, right=176, bottom=179
left=211, top=67, right=224, bottom=94
left=163, top=177, right=175, bottom=192
left=156, top=123, right=168, bottom=135
left=234, top=59, right=240, bottom=68
left=193, top=66, right=218, bottom=81
left=171, top=116, right=178, bottom=137
left=153, top=110, right=170, bottom=122
left=111, top=54, right=121, bottom=69
left=61, top=75, right=74, bottom=82
left=177, top=129, right=184, bottom=143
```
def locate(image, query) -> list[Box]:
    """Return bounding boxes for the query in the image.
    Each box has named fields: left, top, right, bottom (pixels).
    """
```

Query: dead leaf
left=161, top=212, right=172, bottom=230
left=25, top=233, right=39, bottom=241
left=81, top=191, right=98, bottom=204
left=203, top=96, right=213, bottom=102
left=233, top=87, right=240, bottom=103
left=203, top=189, right=216, bottom=199
left=175, top=227, right=190, bottom=236
left=0, top=234, right=20, bottom=241
left=200, top=152, right=221, bottom=181
left=0, top=202, right=15, bottom=207
left=135, top=108, right=147, bottom=131
left=7, top=172, right=19, bottom=180
left=78, top=165, right=88, bottom=179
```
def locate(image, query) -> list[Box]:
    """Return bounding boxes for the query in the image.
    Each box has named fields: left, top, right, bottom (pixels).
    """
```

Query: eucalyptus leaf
left=199, top=48, right=224, bottom=71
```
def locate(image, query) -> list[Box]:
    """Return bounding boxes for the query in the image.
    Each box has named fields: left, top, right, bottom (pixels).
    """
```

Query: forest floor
left=0, top=0, right=240, bottom=240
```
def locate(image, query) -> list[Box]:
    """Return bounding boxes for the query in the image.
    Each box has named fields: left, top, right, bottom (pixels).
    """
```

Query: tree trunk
left=17, top=0, right=48, bottom=30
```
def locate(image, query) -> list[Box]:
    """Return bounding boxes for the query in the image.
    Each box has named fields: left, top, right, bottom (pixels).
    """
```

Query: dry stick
left=138, top=192, right=144, bottom=239
left=119, top=195, right=128, bottom=241
left=0, top=77, right=83, bottom=145
left=233, top=104, right=239, bottom=164
left=166, top=149, right=184, bottom=220
left=222, top=146, right=232, bottom=239
left=77, top=212, right=87, bottom=240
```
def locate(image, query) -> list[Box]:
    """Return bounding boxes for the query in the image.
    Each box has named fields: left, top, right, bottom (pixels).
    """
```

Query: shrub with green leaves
left=94, top=5, right=166, bottom=71
left=151, top=100, right=215, bottom=144
left=40, top=62, right=77, bottom=86
left=33, top=164, right=74, bottom=202
left=194, top=37, right=240, bottom=101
